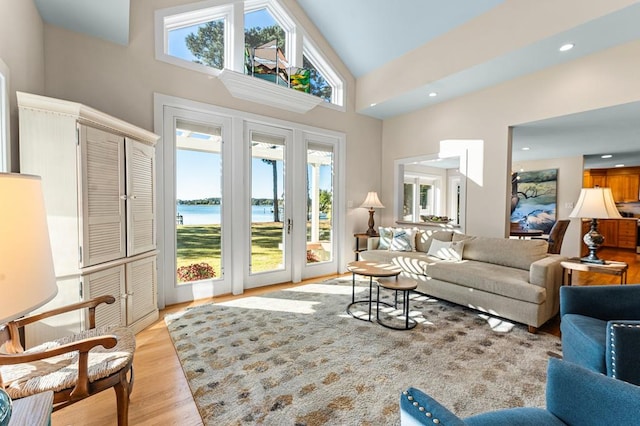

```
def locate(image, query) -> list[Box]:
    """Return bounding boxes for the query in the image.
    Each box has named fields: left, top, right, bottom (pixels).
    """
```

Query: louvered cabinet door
left=85, top=265, right=127, bottom=328
left=78, top=125, right=126, bottom=267
left=126, top=138, right=156, bottom=256
left=125, top=255, right=158, bottom=326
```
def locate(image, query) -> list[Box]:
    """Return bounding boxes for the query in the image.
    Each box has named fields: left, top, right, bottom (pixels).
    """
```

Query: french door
left=157, top=96, right=344, bottom=307
left=243, top=123, right=293, bottom=288
left=162, top=107, right=233, bottom=304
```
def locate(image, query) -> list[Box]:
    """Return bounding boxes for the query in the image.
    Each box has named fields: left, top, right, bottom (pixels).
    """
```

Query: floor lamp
left=360, top=191, right=385, bottom=236
left=569, top=187, right=621, bottom=264
left=0, top=173, right=58, bottom=423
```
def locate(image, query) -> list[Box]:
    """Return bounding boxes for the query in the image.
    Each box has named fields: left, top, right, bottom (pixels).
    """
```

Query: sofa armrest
left=529, top=255, right=564, bottom=289
left=400, top=387, right=466, bottom=426
left=606, top=320, right=640, bottom=385
left=560, top=285, right=640, bottom=320
left=367, top=237, right=380, bottom=250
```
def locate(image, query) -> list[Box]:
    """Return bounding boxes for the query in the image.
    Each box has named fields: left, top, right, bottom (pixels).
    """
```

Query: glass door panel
left=175, top=119, right=223, bottom=284
left=306, top=143, right=334, bottom=264
left=249, top=129, right=289, bottom=277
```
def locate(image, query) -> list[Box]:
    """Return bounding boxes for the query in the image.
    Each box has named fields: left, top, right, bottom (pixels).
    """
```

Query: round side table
left=376, top=276, right=418, bottom=330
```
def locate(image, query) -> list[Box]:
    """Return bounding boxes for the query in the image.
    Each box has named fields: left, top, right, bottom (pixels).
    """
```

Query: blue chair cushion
left=466, top=407, right=565, bottom=425
left=560, top=313, right=606, bottom=373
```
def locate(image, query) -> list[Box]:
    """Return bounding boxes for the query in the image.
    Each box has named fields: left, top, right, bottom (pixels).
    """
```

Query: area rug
left=165, top=278, right=562, bottom=425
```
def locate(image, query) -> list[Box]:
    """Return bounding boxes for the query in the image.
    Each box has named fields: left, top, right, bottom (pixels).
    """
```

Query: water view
left=177, top=204, right=280, bottom=225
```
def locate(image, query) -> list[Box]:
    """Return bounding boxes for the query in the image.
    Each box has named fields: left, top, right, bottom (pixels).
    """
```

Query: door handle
left=287, top=218, right=292, bottom=234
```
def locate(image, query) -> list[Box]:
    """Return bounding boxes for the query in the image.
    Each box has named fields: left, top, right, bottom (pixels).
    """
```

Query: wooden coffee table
left=347, top=261, right=402, bottom=322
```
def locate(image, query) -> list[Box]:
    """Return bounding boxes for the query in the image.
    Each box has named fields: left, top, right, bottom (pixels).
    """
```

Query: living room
left=2, top=0, right=640, bottom=424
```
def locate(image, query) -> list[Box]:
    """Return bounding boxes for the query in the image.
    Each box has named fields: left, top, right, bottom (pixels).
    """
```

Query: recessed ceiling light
left=601, top=154, right=613, bottom=158
left=615, top=164, right=625, bottom=168
left=370, top=103, right=377, bottom=107
left=428, top=92, right=438, bottom=97
left=559, top=43, right=574, bottom=52
left=521, top=147, right=530, bottom=151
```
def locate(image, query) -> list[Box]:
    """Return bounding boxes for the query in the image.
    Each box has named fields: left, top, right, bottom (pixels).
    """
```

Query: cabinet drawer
left=618, top=237, right=637, bottom=249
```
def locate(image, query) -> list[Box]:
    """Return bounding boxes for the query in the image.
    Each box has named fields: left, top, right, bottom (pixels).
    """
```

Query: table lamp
left=0, top=173, right=58, bottom=422
left=360, top=191, right=385, bottom=236
left=569, top=187, right=621, bottom=264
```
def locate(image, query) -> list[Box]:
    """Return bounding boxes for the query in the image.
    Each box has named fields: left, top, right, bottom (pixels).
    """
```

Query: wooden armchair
left=0, top=296, right=135, bottom=425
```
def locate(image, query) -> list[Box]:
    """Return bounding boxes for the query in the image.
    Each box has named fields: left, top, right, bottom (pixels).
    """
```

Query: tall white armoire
left=18, top=92, right=159, bottom=347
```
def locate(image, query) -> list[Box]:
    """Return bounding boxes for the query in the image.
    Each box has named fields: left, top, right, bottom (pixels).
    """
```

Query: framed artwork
left=510, top=168, right=557, bottom=234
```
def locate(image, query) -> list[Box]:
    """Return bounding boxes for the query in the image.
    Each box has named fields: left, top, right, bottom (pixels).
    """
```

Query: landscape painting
left=510, top=169, right=557, bottom=234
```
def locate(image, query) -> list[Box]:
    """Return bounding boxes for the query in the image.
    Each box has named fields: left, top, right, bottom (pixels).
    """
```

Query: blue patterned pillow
left=390, top=229, right=414, bottom=252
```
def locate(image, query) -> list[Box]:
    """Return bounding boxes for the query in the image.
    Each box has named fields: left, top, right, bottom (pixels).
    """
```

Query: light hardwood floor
left=52, top=248, right=640, bottom=425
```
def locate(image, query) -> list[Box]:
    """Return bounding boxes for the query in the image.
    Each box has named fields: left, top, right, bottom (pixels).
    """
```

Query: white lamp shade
left=359, top=191, right=385, bottom=209
left=569, top=187, right=622, bottom=219
left=0, top=173, right=58, bottom=324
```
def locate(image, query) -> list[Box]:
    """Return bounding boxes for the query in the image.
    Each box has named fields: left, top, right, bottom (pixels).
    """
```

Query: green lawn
left=176, top=221, right=331, bottom=282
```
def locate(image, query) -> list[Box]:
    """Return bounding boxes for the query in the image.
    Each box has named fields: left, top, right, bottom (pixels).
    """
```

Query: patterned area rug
left=165, top=278, right=562, bottom=425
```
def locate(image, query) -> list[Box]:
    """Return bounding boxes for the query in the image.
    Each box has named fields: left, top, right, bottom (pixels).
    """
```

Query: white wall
left=40, top=0, right=382, bottom=268
left=511, top=156, right=584, bottom=257
left=0, top=0, right=45, bottom=171
left=380, top=40, right=640, bottom=239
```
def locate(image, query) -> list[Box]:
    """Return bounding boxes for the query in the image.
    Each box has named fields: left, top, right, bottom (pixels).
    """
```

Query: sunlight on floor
left=219, top=296, right=321, bottom=314
left=284, top=283, right=366, bottom=295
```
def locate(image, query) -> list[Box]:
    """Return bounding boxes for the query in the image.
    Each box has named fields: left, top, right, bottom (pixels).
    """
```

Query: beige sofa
left=359, top=228, right=566, bottom=332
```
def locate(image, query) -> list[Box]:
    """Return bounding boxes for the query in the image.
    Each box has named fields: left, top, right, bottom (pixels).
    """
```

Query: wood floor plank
left=50, top=249, right=639, bottom=424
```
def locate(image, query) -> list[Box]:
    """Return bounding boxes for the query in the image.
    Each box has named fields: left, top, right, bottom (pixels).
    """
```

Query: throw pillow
left=427, top=239, right=465, bottom=261
left=378, top=227, right=393, bottom=250
left=390, top=228, right=414, bottom=252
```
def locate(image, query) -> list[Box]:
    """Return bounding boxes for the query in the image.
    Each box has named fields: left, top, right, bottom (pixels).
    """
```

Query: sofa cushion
left=415, top=230, right=454, bottom=252
left=390, top=228, right=415, bottom=252
left=378, top=227, right=393, bottom=250
left=426, top=260, right=546, bottom=304
left=359, top=250, right=438, bottom=276
left=426, top=239, right=464, bottom=261
left=454, top=236, right=548, bottom=270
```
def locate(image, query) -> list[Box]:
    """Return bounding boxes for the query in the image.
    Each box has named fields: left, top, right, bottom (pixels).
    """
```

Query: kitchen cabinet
left=580, top=219, right=637, bottom=255
left=584, top=167, right=640, bottom=202
left=606, top=174, right=640, bottom=202
left=18, top=92, right=159, bottom=347
left=617, top=219, right=638, bottom=249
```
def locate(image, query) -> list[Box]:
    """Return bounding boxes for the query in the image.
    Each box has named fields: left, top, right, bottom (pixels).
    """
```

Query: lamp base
left=579, top=254, right=606, bottom=265
left=365, top=208, right=378, bottom=236
left=580, top=218, right=605, bottom=264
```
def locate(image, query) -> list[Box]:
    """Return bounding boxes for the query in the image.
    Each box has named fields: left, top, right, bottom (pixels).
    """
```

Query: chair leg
left=114, top=369, right=130, bottom=426
left=127, top=365, right=134, bottom=397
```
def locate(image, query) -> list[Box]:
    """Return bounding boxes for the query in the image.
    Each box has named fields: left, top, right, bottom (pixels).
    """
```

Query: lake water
left=177, top=204, right=279, bottom=225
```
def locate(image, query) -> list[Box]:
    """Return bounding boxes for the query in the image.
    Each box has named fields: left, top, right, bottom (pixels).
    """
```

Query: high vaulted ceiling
left=33, top=0, right=640, bottom=167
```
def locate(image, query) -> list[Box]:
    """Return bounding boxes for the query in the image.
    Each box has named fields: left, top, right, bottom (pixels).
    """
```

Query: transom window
left=156, top=0, right=343, bottom=107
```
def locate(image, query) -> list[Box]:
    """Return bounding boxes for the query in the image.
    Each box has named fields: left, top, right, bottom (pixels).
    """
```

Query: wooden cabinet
left=618, top=219, right=638, bottom=249
left=18, top=92, right=159, bottom=347
left=583, top=170, right=607, bottom=189
left=584, top=167, right=640, bottom=202
left=606, top=174, right=640, bottom=202
left=580, top=219, right=637, bottom=255
left=598, top=219, right=618, bottom=247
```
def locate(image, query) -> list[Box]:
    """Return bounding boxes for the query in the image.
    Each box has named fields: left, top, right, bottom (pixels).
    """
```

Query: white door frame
left=159, top=106, right=233, bottom=306
left=154, top=93, right=346, bottom=308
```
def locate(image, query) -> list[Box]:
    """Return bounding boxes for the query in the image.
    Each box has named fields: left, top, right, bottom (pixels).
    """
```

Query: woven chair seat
left=1, top=325, right=135, bottom=400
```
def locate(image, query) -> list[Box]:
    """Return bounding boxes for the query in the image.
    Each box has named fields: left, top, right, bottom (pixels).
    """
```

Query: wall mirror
left=394, top=153, right=466, bottom=231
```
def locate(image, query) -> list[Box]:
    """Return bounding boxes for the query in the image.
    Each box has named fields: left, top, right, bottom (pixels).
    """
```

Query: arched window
left=155, top=0, right=344, bottom=109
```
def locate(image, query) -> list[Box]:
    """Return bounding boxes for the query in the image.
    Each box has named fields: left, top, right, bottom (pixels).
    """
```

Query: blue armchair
left=560, top=284, right=640, bottom=385
left=400, top=358, right=640, bottom=425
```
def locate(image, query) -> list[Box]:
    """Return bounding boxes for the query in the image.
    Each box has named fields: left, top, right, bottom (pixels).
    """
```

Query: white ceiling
left=33, top=0, right=640, bottom=167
